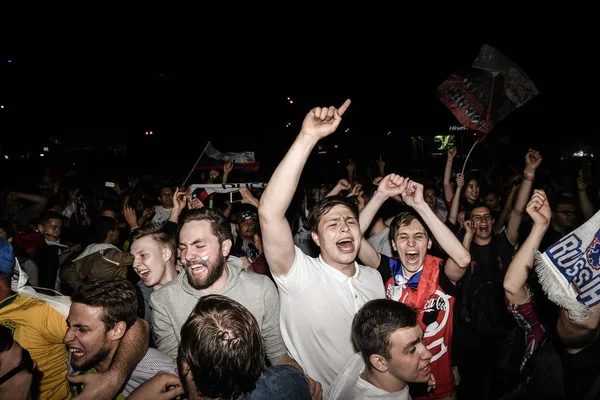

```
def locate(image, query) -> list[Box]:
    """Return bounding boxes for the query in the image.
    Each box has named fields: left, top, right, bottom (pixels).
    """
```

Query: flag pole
left=182, top=141, right=210, bottom=188
left=461, top=140, right=478, bottom=175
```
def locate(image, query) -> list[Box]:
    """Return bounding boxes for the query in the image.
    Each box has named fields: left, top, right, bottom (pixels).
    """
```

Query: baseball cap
left=0, top=237, right=15, bottom=275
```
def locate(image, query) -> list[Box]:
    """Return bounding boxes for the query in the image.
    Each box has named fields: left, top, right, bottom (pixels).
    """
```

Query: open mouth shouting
left=336, top=238, right=355, bottom=253
left=68, top=346, right=85, bottom=360
left=135, top=268, right=150, bottom=280
left=188, top=263, right=209, bottom=278
left=405, top=250, right=419, bottom=263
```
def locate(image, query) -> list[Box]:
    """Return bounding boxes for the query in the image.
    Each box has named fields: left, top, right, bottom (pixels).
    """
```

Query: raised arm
left=443, top=146, right=457, bottom=203
left=447, top=173, right=464, bottom=225
left=493, top=180, right=518, bottom=234
left=576, top=169, right=596, bottom=222
left=403, top=180, right=471, bottom=284
left=326, top=179, right=351, bottom=198
left=358, top=174, right=407, bottom=268
left=506, top=149, right=542, bottom=245
left=504, top=190, right=551, bottom=305
left=259, top=99, right=351, bottom=276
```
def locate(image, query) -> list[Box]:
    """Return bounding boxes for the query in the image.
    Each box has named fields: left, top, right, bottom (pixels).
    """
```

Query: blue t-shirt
left=243, top=365, right=311, bottom=400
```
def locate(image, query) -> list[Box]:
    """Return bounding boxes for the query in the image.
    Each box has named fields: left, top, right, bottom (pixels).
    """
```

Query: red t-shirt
left=382, top=254, right=456, bottom=399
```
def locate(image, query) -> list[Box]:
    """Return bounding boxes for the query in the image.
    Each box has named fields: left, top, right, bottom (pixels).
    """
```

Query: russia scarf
left=535, top=209, right=600, bottom=324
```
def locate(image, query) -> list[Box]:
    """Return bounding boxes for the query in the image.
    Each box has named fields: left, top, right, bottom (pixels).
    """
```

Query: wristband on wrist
left=523, top=170, right=535, bottom=181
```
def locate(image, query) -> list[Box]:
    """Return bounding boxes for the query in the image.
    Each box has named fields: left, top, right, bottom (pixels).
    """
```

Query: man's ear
left=180, top=360, right=190, bottom=376
left=369, top=354, right=389, bottom=373
left=311, top=231, right=321, bottom=247
left=110, top=321, right=127, bottom=341
left=427, top=238, right=432, bottom=250
left=162, top=247, right=173, bottom=263
left=221, top=239, right=232, bottom=257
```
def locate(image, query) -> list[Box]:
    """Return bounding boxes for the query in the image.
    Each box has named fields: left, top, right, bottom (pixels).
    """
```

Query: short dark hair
left=307, top=195, right=359, bottom=233
left=71, top=277, right=138, bottom=332
left=38, top=211, right=64, bottom=226
left=352, top=299, right=418, bottom=370
left=389, top=211, right=431, bottom=240
left=91, top=216, right=118, bottom=243
left=179, top=208, right=233, bottom=245
left=464, top=202, right=491, bottom=221
left=178, top=294, right=265, bottom=399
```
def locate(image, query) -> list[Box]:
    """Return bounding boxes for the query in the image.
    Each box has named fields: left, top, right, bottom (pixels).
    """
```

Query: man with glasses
left=0, top=324, right=36, bottom=400
left=454, top=148, right=542, bottom=399
left=539, top=195, right=580, bottom=252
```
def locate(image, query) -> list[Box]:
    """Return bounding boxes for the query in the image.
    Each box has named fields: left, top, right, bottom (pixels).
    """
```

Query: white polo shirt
left=274, top=246, right=385, bottom=391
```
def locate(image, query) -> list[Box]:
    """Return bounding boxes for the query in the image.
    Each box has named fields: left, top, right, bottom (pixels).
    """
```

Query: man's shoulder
left=357, top=263, right=384, bottom=281
left=250, top=365, right=310, bottom=399
left=238, top=268, right=275, bottom=287
left=150, top=277, right=181, bottom=302
left=137, top=347, right=177, bottom=374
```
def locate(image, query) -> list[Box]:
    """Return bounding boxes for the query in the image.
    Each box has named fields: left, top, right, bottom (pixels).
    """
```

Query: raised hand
left=172, top=187, right=187, bottom=211
left=401, top=179, right=425, bottom=208
left=300, top=99, right=351, bottom=140
left=348, top=184, right=363, bottom=197
left=376, top=173, right=407, bottom=198
left=455, top=173, right=465, bottom=189
left=463, top=219, right=473, bottom=236
left=336, top=179, right=352, bottom=191
left=577, top=169, right=588, bottom=191
left=239, top=187, right=259, bottom=208
left=123, top=205, right=138, bottom=229
left=223, top=160, right=234, bottom=174
left=448, top=146, right=457, bottom=161
left=346, top=159, right=356, bottom=176
left=525, top=149, right=543, bottom=170
left=187, top=197, right=204, bottom=210
left=526, top=189, right=551, bottom=229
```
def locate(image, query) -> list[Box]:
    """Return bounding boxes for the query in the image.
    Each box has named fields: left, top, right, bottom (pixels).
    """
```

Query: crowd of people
left=0, top=99, right=598, bottom=399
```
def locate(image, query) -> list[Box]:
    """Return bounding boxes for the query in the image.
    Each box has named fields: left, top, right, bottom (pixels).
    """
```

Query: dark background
left=1, top=32, right=597, bottom=187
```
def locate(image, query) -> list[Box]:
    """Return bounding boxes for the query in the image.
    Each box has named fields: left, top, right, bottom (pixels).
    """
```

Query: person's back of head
left=177, top=294, right=265, bottom=399
left=91, top=216, right=119, bottom=244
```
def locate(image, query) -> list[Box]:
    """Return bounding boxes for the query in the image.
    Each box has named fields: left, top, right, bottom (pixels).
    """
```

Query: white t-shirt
left=274, top=247, right=385, bottom=391
left=367, top=227, right=393, bottom=258
left=326, top=353, right=411, bottom=400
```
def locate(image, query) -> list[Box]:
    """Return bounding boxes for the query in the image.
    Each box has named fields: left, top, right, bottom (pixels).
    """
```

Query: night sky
left=1, top=34, right=597, bottom=178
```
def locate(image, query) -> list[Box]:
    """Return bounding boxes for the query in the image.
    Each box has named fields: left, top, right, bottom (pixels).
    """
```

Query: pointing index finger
left=337, top=99, right=351, bottom=116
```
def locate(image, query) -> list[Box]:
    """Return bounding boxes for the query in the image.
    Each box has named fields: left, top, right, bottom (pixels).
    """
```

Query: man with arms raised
left=258, top=99, right=386, bottom=390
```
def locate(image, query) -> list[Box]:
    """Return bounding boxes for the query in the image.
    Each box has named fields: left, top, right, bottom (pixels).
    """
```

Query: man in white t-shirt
left=326, top=299, right=435, bottom=400
left=258, top=99, right=385, bottom=391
